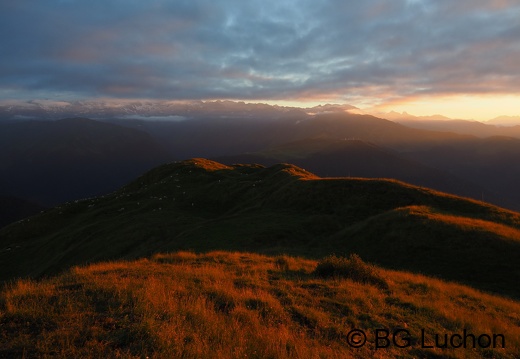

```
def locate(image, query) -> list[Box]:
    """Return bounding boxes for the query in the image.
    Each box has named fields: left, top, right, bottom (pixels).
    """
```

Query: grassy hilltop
left=1, top=158, right=520, bottom=298
left=1, top=251, right=519, bottom=358
left=1, top=158, right=520, bottom=358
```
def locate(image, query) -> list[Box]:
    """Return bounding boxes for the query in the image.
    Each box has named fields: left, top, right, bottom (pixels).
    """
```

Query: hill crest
left=2, top=158, right=520, bottom=299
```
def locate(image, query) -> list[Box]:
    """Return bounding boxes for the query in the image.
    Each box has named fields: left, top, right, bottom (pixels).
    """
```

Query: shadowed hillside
left=1, top=158, right=520, bottom=299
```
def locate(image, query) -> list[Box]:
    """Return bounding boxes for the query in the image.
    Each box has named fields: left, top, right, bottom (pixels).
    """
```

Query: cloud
left=1, top=0, right=519, bottom=107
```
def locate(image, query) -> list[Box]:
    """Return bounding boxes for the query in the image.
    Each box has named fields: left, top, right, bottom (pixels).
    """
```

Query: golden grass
left=187, top=158, right=233, bottom=172
left=405, top=205, right=520, bottom=240
left=279, top=166, right=319, bottom=180
left=1, top=251, right=519, bottom=358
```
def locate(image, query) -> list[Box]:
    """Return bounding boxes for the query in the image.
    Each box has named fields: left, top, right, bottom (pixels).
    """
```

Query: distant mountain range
left=382, top=111, right=520, bottom=127
left=390, top=115, right=520, bottom=138
left=0, top=100, right=355, bottom=122
left=2, top=102, right=520, bottom=212
left=102, top=111, right=519, bottom=210
left=106, top=111, right=473, bottom=159
left=215, top=138, right=510, bottom=209
left=486, top=115, right=520, bottom=126
left=0, top=118, right=171, bottom=206
left=1, top=99, right=518, bottom=125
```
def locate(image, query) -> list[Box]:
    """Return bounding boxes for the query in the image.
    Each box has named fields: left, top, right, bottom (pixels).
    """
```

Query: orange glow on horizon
left=262, top=94, right=520, bottom=122
left=367, top=94, right=520, bottom=121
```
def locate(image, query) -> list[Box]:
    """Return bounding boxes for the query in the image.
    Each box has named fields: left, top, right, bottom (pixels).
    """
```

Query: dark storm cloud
left=1, top=0, right=519, bottom=104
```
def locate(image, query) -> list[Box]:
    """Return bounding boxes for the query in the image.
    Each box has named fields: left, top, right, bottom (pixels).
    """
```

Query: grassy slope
left=1, top=159, right=520, bottom=299
left=1, top=251, right=518, bottom=358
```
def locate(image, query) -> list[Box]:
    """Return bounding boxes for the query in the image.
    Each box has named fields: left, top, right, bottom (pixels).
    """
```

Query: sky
left=1, top=0, right=519, bottom=120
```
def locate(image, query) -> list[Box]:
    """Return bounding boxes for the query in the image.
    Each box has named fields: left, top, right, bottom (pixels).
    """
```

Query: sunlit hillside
left=1, top=251, right=519, bottom=358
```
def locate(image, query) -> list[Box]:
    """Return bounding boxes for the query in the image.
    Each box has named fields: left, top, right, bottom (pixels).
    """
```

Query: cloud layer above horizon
left=2, top=0, right=520, bottom=110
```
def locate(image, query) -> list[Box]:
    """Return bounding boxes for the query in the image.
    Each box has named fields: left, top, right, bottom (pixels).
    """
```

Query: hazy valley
left=3, top=103, right=520, bottom=212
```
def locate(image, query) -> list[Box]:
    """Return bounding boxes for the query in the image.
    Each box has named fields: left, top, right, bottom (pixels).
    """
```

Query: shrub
left=205, top=290, right=236, bottom=314
left=314, top=254, right=388, bottom=289
left=274, top=256, right=290, bottom=271
left=152, top=251, right=197, bottom=264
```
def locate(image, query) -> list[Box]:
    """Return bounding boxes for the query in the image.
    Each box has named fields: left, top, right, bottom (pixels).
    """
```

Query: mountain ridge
left=214, top=138, right=516, bottom=209
left=1, top=158, right=519, bottom=299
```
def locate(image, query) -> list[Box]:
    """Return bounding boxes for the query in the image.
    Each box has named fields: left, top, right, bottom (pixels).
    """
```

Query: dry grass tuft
left=314, top=254, right=388, bottom=289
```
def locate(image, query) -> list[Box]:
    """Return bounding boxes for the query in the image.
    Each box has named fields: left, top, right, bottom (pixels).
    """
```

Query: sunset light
left=372, top=94, right=520, bottom=121
left=2, top=2, right=520, bottom=357
left=1, top=1, right=519, bottom=120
